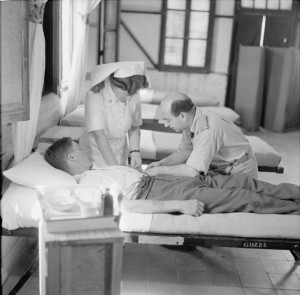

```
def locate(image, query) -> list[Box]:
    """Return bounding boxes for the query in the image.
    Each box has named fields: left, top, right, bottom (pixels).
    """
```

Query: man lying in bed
left=44, top=137, right=300, bottom=216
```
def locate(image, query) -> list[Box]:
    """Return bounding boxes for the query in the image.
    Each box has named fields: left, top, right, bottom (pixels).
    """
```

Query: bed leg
left=290, top=250, right=300, bottom=262
left=8, top=240, right=39, bottom=295
left=8, top=255, right=38, bottom=295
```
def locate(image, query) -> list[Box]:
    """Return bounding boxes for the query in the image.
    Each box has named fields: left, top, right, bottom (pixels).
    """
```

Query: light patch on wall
left=259, top=15, right=266, bottom=46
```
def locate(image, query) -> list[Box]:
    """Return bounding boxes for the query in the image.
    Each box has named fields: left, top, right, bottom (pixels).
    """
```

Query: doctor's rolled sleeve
left=181, top=127, right=222, bottom=174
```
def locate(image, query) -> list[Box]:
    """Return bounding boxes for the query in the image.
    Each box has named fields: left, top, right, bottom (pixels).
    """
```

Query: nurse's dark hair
left=110, top=74, right=149, bottom=95
left=91, top=74, right=149, bottom=95
left=44, top=137, right=73, bottom=172
left=171, top=93, right=194, bottom=117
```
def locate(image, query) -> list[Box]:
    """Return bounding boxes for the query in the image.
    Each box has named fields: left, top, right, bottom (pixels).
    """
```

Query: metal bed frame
left=2, top=227, right=38, bottom=295
left=2, top=226, right=299, bottom=294
left=124, top=232, right=300, bottom=261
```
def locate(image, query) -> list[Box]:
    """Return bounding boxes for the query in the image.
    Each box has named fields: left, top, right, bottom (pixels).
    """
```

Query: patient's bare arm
left=120, top=198, right=204, bottom=217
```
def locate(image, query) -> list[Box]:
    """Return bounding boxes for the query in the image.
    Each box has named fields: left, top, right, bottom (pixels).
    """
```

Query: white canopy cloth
left=65, top=0, right=101, bottom=115
left=12, top=0, right=47, bottom=164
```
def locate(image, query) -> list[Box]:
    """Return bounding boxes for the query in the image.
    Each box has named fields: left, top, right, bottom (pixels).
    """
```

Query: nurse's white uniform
left=80, top=78, right=142, bottom=167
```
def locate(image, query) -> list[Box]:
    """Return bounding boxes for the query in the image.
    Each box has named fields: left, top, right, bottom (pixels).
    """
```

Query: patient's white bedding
left=1, top=182, right=152, bottom=232
left=2, top=182, right=300, bottom=239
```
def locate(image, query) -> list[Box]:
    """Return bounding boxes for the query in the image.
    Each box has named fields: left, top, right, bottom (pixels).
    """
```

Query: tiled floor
left=14, top=244, right=300, bottom=295
left=6, top=130, right=300, bottom=295
left=121, top=244, right=300, bottom=295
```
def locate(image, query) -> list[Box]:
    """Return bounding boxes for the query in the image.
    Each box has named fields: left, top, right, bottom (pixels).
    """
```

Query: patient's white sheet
left=147, top=213, right=300, bottom=239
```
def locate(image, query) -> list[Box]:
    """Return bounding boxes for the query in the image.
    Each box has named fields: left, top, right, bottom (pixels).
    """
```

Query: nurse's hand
left=130, top=152, right=142, bottom=172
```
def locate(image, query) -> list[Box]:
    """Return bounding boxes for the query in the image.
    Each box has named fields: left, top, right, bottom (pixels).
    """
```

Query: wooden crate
left=40, top=223, right=124, bottom=295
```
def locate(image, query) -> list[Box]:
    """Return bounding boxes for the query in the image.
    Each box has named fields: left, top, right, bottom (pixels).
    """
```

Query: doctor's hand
left=130, top=152, right=142, bottom=172
left=147, top=160, right=162, bottom=169
left=144, top=166, right=163, bottom=176
left=180, top=200, right=204, bottom=217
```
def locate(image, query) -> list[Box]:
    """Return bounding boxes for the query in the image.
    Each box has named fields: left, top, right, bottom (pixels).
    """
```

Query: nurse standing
left=80, top=61, right=150, bottom=170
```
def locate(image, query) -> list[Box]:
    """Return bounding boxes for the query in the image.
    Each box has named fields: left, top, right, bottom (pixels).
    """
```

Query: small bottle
left=103, top=189, right=114, bottom=215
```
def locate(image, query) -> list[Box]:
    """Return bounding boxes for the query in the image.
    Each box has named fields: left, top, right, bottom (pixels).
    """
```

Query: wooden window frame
left=159, top=0, right=215, bottom=73
left=237, top=0, right=297, bottom=14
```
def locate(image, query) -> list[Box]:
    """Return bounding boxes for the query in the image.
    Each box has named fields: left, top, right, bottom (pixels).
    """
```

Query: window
left=42, top=0, right=76, bottom=95
left=238, top=0, right=297, bottom=47
left=241, top=0, right=293, bottom=10
left=43, top=0, right=60, bottom=95
left=159, top=0, right=214, bottom=72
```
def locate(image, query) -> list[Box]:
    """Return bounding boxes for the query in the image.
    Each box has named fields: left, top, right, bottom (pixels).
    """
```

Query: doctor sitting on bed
left=44, top=137, right=299, bottom=216
left=146, top=92, right=258, bottom=179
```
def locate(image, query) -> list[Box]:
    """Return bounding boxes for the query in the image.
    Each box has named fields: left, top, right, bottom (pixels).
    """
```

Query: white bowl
left=75, top=188, right=101, bottom=205
left=45, top=189, right=77, bottom=211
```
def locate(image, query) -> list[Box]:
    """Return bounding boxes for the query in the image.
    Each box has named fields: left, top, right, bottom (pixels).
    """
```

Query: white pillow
left=35, top=142, right=52, bottom=154
left=139, top=88, right=219, bottom=106
left=59, top=104, right=85, bottom=127
left=1, top=183, right=41, bottom=229
left=203, top=106, right=241, bottom=125
left=2, top=152, right=76, bottom=188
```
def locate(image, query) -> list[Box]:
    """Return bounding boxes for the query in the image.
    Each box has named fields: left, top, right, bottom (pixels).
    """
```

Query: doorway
left=226, top=0, right=298, bottom=108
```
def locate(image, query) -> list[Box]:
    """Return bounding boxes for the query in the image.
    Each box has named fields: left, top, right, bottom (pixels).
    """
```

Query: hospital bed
left=2, top=149, right=300, bottom=254
left=1, top=132, right=299, bottom=294
left=0, top=92, right=292, bottom=292
left=1, top=129, right=298, bottom=253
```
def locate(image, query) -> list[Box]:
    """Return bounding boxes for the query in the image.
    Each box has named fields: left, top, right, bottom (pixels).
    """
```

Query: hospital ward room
left=1, top=0, right=300, bottom=294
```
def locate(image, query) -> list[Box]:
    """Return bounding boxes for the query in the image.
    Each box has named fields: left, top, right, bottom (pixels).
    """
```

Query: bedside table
left=39, top=219, right=124, bottom=295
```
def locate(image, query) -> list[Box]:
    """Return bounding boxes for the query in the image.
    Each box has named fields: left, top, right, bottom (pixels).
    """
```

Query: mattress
left=141, top=103, right=241, bottom=125
left=2, top=182, right=300, bottom=240
left=139, top=88, right=220, bottom=106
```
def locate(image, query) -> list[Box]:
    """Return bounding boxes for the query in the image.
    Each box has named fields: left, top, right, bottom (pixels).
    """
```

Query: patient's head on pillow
left=2, top=151, right=76, bottom=188
left=45, top=137, right=92, bottom=175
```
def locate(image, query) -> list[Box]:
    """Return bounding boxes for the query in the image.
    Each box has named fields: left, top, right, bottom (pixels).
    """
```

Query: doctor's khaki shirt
left=178, top=107, right=258, bottom=178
